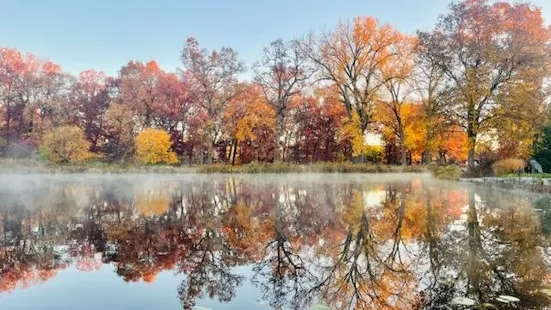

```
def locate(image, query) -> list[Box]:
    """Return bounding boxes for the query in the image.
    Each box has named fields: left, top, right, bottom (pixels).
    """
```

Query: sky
left=0, top=264, right=262, bottom=310
left=1, top=0, right=550, bottom=77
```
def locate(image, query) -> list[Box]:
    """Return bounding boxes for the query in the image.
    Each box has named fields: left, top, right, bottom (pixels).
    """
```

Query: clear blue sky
left=1, top=0, right=550, bottom=76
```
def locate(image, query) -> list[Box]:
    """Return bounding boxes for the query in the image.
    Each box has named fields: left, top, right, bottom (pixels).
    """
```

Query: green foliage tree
left=534, top=117, right=551, bottom=172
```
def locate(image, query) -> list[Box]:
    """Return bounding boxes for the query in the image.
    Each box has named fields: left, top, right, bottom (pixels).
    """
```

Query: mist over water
left=0, top=173, right=550, bottom=310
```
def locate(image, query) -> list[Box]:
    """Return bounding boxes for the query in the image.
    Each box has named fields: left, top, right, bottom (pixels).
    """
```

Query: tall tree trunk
left=4, top=99, right=11, bottom=155
left=422, top=150, right=432, bottom=164
left=231, top=139, right=238, bottom=166
left=467, top=129, right=477, bottom=172
left=274, top=111, right=284, bottom=163
left=398, top=122, right=407, bottom=166
left=312, top=142, right=318, bottom=163
left=205, top=140, right=214, bottom=164
left=467, top=107, right=478, bottom=172
left=5, top=112, right=10, bottom=154
left=400, top=145, right=407, bottom=166
left=423, top=121, right=433, bottom=164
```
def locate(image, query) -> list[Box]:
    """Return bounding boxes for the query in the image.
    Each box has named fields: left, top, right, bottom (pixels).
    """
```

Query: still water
left=0, top=173, right=550, bottom=310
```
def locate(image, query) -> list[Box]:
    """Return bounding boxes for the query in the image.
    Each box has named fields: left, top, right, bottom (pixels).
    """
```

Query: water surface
left=1, top=173, right=550, bottom=309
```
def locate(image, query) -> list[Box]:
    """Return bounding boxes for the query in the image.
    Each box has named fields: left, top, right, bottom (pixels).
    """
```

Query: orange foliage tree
left=304, top=17, right=413, bottom=139
left=181, top=38, right=245, bottom=163
left=223, top=83, right=275, bottom=164
left=379, top=35, right=419, bottom=165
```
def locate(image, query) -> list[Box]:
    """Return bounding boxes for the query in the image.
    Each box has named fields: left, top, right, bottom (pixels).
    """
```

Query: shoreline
left=460, top=176, right=551, bottom=193
left=0, top=161, right=427, bottom=174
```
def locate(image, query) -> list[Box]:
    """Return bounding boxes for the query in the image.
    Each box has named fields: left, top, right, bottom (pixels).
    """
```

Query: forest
left=1, top=0, right=550, bottom=172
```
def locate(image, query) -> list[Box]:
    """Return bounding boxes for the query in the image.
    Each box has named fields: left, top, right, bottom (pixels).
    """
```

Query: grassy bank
left=0, top=159, right=436, bottom=175
left=196, top=162, right=427, bottom=174
left=504, top=173, right=551, bottom=179
left=0, top=159, right=196, bottom=174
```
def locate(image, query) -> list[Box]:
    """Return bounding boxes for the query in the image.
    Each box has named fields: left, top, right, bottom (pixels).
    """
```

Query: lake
left=0, top=173, right=550, bottom=309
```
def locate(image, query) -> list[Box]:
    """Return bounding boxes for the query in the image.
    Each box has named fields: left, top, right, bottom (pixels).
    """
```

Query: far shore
left=0, top=159, right=429, bottom=175
left=460, top=175, right=551, bottom=193
left=2, top=160, right=550, bottom=189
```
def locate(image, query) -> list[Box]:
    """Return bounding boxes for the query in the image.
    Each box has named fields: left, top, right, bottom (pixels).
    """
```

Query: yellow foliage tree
left=135, top=128, right=178, bottom=165
left=340, top=113, right=384, bottom=161
left=340, top=113, right=365, bottom=157
left=40, top=125, right=94, bottom=164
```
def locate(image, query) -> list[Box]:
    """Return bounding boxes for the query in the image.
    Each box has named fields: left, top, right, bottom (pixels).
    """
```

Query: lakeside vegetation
left=0, top=158, right=485, bottom=184
left=504, top=173, right=551, bottom=179
left=0, top=159, right=427, bottom=174
left=195, top=162, right=427, bottom=174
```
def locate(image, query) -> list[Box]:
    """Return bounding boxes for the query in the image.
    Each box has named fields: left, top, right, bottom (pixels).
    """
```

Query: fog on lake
left=0, top=173, right=550, bottom=310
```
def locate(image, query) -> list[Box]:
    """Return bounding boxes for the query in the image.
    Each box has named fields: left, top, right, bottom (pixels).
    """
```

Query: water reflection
left=1, top=175, right=550, bottom=309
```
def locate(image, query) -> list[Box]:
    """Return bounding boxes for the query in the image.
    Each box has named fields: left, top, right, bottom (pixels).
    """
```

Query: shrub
left=362, top=145, right=384, bottom=163
left=402, top=165, right=425, bottom=173
left=425, top=162, right=439, bottom=173
left=492, top=158, right=526, bottom=176
left=434, top=165, right=463, bottom=180
left=40, top=125, right=94, bottom=164
left=135, top=128, right=178, bottom=165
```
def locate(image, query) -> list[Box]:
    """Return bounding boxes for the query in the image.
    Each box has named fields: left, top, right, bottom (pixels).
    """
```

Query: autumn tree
left=292, top=92, right=348, bottom=162
left=0, top=48, right=69, bottom=156
left=180, top=107, right=210, bottom=165
left=154, top=71, right=193, bottom=142
left=135, top=128, right=178, bottom=165
left=223, top=83, right=275, bottom=164
left=303, top=17, right=411, bottom=141
left=40, top=125, right=94, bottom=164
left=23, top=61, right=69, bottom=148
left=419, top=0, right=551, bottom=170
left=117, top=61, right=191, bottom=131
left=68, top=70, right=111, bottom=152
left=254, top=39, right=313, bottom=162
left=103, top=103, right=135, bottom=162
left=181, top=38, right=244, bottom=163
left=490, top=109, right=547, bottom=159
left=413, top=42, right=449, bottom=163
left=379, top=36, right=418, bottom=165
left=376, top=102, right=424, bottom=164
left=117, top=61, right=162, bottom=129
left=413, top=43, right=470, bottom=164
left=0, top=48, right=31, bottom=153
left=436, top=125, right=468, bottom=163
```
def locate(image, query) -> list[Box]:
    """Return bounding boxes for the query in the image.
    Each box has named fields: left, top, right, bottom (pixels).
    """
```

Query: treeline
left=1, top=0, right=550, bottom=170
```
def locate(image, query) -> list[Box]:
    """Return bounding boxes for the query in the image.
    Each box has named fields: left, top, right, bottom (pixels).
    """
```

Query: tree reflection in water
left=0, top=175, right=550, bottom=309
